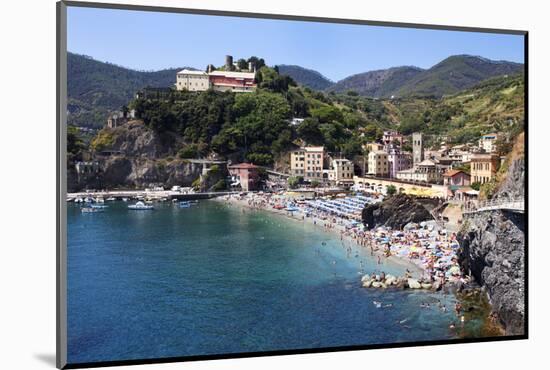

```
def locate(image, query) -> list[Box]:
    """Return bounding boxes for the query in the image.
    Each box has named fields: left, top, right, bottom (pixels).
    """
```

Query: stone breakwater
left=361, top=274, right=439, bottom=290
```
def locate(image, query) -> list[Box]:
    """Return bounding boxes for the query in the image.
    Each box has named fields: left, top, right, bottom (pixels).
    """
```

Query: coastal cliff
left=68, top=121, right=227, bottom=191
left=361, top=194, right=434, bottom=230
left=458, top=147, right=525, bottom=335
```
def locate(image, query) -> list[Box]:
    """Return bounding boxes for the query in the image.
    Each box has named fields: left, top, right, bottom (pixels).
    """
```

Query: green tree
left=288, top=176, right=300, bottom=189
left=386, top=184, right=397, bottom=196
left=296, top=117, right=324, bottom=145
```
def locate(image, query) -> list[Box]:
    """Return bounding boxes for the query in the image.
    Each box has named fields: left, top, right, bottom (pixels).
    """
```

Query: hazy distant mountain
left=67, top=52, right=189, bottom=127
left=327, top=66, right=423, bottom=97
left=394, top=55, right=524, bottom=97
left=277, top=65, right=334, bottom=90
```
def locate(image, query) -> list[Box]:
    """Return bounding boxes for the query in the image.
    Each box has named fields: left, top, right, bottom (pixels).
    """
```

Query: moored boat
left=81, top=206, right=104, bottom=213
left=128, top=201, right=154, bottom=210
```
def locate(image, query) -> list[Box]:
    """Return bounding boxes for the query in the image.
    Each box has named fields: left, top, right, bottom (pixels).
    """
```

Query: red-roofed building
left=228, top=163, right=260, bottom=191
left=443, top=169, right=470, bottom=187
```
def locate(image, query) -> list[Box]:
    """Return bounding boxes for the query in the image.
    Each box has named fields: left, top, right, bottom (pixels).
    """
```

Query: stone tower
left=412, top=132, right=424, bottom=166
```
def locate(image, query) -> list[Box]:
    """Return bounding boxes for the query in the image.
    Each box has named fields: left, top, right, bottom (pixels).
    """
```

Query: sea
left=67, top=200, right=485, bottom=364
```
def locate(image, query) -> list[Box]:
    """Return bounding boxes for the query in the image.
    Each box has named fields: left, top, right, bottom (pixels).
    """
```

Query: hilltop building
left=290, top=146, right=325, bottom=181
left=471, top=153, right=499, bottom=184
left=176, top=70, right=210, bottom=91
left=367, top=151, right=389, bottom=177
left=175, top=55, right=257, bottom=93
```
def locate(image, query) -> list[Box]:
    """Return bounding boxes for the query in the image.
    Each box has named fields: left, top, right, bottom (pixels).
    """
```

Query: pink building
left=228, top=163, right=260, bottom=191
left=388, top=149, right=412, bottom=178
left=443, top=169, right=471, bottom=187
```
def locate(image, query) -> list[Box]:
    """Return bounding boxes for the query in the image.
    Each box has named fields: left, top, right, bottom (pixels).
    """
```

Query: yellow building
left=367, top=151, right=389, bottom=177
left=176, top=69, right=210, bottom=91
left=471, top=153, right=499, bottom=184
left=290, top=146, right=325, bottom=180
left=363, top=142, right=384, bottom=152
left=329, top=158, right=354, bottom=184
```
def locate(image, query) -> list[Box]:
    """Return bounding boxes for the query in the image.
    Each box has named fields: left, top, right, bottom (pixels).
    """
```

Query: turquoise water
left=67, top=200, right=461, bottom=364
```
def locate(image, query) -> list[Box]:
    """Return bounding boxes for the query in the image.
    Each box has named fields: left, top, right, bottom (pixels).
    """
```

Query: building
left=443, top=169, right=471, bottom=187
left=329, top=158, right=354, bottom=185
left=176, top=69, right=210, bottom=91
left=412, top=132, right=424, bottom=166
left=363, top=142, right=385, bottom=152
left=175, top=56, right=257, bottom=93
left=290, top=146, right=325, bottom=181
left=367, top=151, right=389, bottom=177
left=470, top=154, right=499, bottom=184
left=479, top=133, right=500, bottom=153
left=387, top=149, right=412, bottom=178
left=396, top=159, right=440, bottom=183
left=383, top=130, right=404, bottom=146
left=208, top=70, right=256, bottom=93
left=106, top=109, right=135, bottom=128
left=228, top=163, right=260, bottom=191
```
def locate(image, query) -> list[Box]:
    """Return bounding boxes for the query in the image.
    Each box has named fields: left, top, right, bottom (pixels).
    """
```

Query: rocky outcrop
left=68, top=121, right=228, bottom=191
left=362, top=193, right=433, bottom=230
left=458, top=156, right=525, bottom=335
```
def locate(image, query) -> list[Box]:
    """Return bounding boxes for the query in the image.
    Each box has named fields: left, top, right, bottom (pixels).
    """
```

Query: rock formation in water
left=458, top=152, right=525, bottom=335
left=361, top=193, right=433, bottom=230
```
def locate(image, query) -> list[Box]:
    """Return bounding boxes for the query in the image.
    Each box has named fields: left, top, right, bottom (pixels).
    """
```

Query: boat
left=122, top=197, right=128, bottom=202
left=81, top=206, right=104, bottom=213
left=179, top=201, right=192, bottom=208
left=91, top=204, right=108, bottom=209
left=128, top=201, right=154, bottom=210
left=106, top=197, right=116, bottom=201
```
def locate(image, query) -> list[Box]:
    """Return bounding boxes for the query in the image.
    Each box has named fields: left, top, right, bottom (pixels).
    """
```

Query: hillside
left=327, top=55, right=522, bottom=98
left=327, top=66, right=423, bottom=97
left=67, top=53, right=188, bottom=128
left=277, top=65, right=334, bottom=90
left=395, top=55, right=523, bottom=98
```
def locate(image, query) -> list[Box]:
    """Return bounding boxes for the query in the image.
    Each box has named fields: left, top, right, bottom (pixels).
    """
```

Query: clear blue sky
left=67, top=6, right=524, bottom=81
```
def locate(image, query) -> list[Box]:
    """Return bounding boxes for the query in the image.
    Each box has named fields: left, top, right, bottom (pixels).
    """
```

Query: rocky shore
left=458, top=155, right=525, bottom=335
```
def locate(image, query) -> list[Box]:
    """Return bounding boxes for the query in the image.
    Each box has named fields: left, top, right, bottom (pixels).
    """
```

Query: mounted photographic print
left=57, top=1, right=528, bottom=368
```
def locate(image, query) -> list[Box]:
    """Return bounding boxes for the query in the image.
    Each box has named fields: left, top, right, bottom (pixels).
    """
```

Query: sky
left=67, top=6, right=525, bottom=81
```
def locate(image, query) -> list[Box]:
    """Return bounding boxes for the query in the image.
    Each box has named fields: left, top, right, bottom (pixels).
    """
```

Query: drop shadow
left=34, top=353, right=57, bottom=367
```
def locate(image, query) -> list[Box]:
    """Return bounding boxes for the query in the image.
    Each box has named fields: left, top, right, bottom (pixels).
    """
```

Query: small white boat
left=74, top=197, right=83, bottom=203
left=128, top=201, right=154, bottom=210
left=91, top=204, right=108, bottom=209
left=122, top=197, right=128, bottom=202
left=106, top=197, right=116, bottom=201
left=81, top=206, right=104, bottom=213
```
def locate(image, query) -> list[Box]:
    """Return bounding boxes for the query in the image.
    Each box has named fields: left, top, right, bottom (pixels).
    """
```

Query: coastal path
left=463, top=197, right=525, bottom=214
